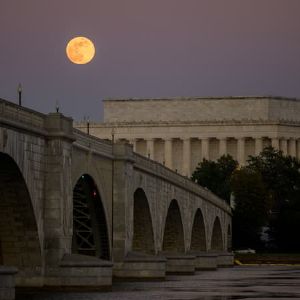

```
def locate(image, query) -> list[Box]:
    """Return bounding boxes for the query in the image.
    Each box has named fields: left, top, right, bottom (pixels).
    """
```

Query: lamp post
left=17, top=83, right=22, bottom=106
left=55, top=100, right=59, bottom=113
left=87, top=117, right=90, bottom=135
left=111, top=127, right=115, bottom=144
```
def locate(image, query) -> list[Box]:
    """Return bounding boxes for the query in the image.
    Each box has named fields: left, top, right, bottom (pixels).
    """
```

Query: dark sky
left=1, top=0, right=300, bottom=121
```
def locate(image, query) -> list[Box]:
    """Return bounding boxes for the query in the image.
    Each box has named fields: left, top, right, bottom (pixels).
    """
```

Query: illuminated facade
left=76, top=96, right=300, bottom=177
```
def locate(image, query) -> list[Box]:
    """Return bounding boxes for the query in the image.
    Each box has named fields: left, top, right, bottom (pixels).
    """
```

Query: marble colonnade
left=124, top=137, right=300, bottom=177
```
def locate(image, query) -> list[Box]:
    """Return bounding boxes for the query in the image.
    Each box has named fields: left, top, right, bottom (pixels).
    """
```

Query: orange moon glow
left=66, top=37, right=95, bottom=64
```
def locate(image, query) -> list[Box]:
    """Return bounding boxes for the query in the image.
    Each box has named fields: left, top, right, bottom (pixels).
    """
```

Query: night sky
left=1, top=0, right=300, bottom=121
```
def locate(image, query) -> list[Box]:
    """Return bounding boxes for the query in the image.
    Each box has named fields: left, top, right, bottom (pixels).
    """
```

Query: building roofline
left=103, top=96, right=300, bottom=102
left=75, top=120, right=300, bottom=127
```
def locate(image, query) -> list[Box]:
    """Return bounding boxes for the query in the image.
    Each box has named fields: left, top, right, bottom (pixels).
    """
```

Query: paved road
left=17, top=266, right=300, bottom=300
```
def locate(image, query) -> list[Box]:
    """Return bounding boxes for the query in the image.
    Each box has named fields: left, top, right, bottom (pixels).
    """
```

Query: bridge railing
left=0, top=98, right=45, bottom=129
left=133, top=152, right=230, bottom=212
left=73, top=128, right=113, bottom=158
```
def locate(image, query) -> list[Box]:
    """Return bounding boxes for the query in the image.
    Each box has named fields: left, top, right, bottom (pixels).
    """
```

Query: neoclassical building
left=76, top=96, right=300, bottom=177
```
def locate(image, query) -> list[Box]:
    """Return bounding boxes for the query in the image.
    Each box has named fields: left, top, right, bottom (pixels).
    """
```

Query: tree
left=247, top=147, right=300, bottom=212
left=247, top=147, right=300, bottom=251
left=273, top=198, right=300, bottom=251
left=192, top=148, right=300, bottom=251
left=191, top=155, right=238, bottom=203
left=230, top=168, right=269, bottom=249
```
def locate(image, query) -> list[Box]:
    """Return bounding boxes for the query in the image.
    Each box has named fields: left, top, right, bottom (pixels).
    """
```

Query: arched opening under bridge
left=0, top=153, right=42, bottom=270
left=211, top=217, right=224, bottom=251
left=190, top=209, right=207, bottom=251
left=72, top=174, right=110, bottom=260
left=132, top=188, right=155, bottom=254
left=162, top=200, right=185, bottom=253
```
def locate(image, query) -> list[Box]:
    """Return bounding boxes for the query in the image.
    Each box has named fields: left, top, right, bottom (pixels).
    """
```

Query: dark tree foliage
left=230, top=168, right=269, bottom=249
left=247, top=147, right=300, bottom=251
left=191, top=155, right=238, bottom=203
left=247, top=147, right=300, bottom=212
left=192, top=147, right=300, bottom=251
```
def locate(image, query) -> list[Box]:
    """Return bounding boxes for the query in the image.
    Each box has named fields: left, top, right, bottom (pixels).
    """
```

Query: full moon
left=66, top=36, right=95, bottom=64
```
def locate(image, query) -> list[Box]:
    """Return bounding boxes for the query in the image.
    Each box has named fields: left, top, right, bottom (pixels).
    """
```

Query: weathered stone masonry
left=0, top=98, right=232, bottom=295
left=79, top=96, right=300, bottom=177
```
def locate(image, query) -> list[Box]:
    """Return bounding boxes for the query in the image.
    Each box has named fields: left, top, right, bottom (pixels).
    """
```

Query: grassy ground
left=235, top=253, right=300, bottom=265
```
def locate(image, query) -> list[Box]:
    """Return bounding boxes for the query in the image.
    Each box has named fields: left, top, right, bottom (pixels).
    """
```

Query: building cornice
left=103, top=95, right=300, bottom=103
left=75, top=119, right=300, bottom=128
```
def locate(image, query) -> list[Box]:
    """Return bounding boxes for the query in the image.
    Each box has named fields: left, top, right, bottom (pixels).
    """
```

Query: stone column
left=237, top=138, right=245, bottom=165
left=129, top=139, right=137, bottom=152
left=44, top=113, right=75, bottom=266
left=146, top=138, right=155, bottom=159
left=201, top=138, right=209, bottom=160
left=219, top=138, right=227, bottom=157
left=297, top=139, right=300, bottom=159
left=182, top=138, right=191, bottom=177
left=113, top=143, right=135, bottom=262
left=281, top=138, right=288, bottom=155
left=271, top=138, right=280, bottom=150
left=255, top=137, right=263, bottom=156
left=164, top=138, right=173, bottom=169
left=289, top=138, right=296, bottom=157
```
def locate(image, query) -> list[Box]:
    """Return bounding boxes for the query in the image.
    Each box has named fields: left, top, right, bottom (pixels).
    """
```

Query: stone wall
left=111, top=144, right=231, bottom=264
left=269, top=98, right=300, bottom=122
left=0, top=266, right=18, bottom=300
left=103, top=97, right=300, bottom=123
left=131, top=151, right=231, bottom=253
left=0, top=98, right=233, bottom=288
left=0, top=99, right=77, bottom=286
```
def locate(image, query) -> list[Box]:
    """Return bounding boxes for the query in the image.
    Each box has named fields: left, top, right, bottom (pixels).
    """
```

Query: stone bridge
left=0, top=99, right=232, bottom=292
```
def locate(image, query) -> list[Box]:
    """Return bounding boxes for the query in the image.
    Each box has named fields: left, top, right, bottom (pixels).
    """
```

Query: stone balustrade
left=73, top=129, right=113, bottom=159
left=133, top=152, right=230, bottom=213
left=0, top=98, right=45, bottom=130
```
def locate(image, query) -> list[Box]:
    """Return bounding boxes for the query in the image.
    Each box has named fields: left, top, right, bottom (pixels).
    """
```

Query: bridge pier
left=44, top=113, right=75, bottom=267
left=164, top=254, right=196, bottom=275
left=0, top=266, right=18, bottom=300
left=112, top=143, right=133, bottom=263
left=215, top=252, right=234, bottom=267
left=191, top=252, right=218, bottom=270
left=113, top=252, right=166, bottom=280
left=45, top=254, right=113, bottom=289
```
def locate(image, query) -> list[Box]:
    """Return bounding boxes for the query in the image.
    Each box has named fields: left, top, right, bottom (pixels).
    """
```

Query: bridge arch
left=72, top=174, right=110, bottom=260
left=132, top=188, right=155, bottom=254
left=0, top=153, right=42, bottom=270
left=162, top=199, right=185, bottom=253
left=190, top=208, right=207, bottom=251
left=211, top=216, right=224, bottom=251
